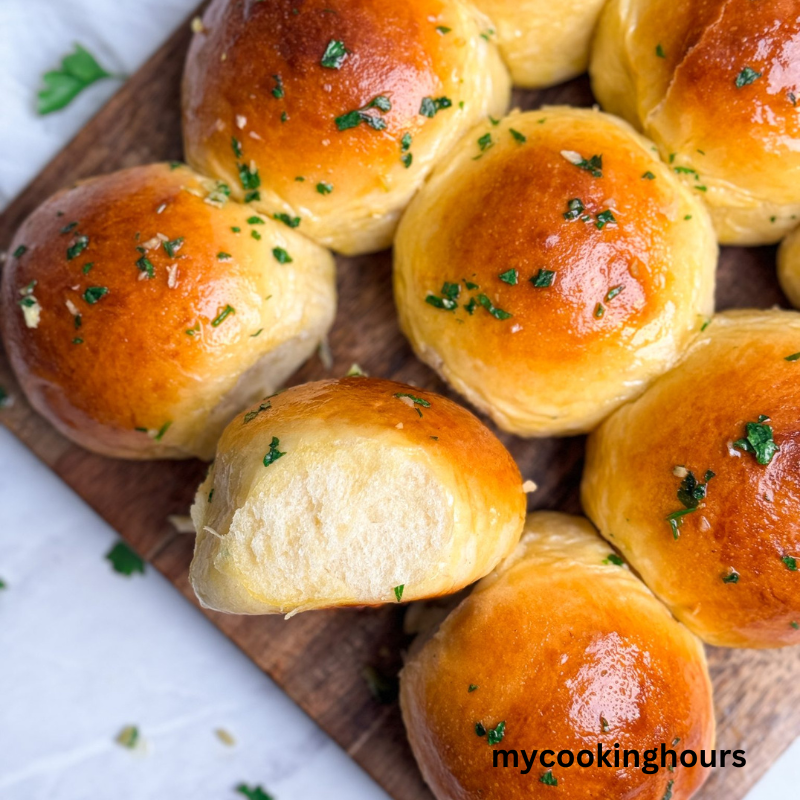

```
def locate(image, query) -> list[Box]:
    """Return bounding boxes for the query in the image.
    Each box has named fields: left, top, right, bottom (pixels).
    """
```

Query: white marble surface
left=0, top=1, right=796, bottom=798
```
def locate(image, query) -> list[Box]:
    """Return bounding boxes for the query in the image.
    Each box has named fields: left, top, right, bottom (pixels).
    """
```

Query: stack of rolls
left=4, top=3, right=800, bottom=799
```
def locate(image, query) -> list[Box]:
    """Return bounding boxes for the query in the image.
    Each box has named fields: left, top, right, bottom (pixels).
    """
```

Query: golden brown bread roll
left=778, top=225, right=800, bottom=308
left=471, top=0, right=606, bottom=87
left=582, top=310, right=800, bottom=648
left=590, top=0, right=800, bottom=245
left=0, top=163, right=336, bottom=460
left=182, top=0, right=511, bottom=256
left=400, top=512, right=715, bottom=800
left=394, top=107, right=717, bottom=437
left=189, top=377, right=526, bottom=615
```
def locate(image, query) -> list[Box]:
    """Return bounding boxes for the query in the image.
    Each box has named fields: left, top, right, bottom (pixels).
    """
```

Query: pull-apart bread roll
left=394, top=107, right=717, bottom=437
left=0, top=163, right=335, bottom=460
left=190, top=377, right=526, bottom=615
left=591, top=0, right=800, bottom=245
left=182, top=0, right=511, bottom=256
left=778, top=225, right=800, bottom=308
left=471, top=0, right=607, bottom=88
left=400, top=512, right=715, bottom=800
left=583, top=310, right=800, bottom=648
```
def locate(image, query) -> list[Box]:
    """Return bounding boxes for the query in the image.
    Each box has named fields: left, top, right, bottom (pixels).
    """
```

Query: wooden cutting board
left=1, top=11, right=798, bottom=799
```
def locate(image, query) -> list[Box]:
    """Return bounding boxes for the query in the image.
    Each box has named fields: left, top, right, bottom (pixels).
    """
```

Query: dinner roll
left=182, top=0, right=511, bottom=256
left=471, top=0, right=606, bottom=87
left=778, top=226, right=800, bottom=309
left=0, top=163, right=335, bottom=460
left=583, top=310, right=800, bottom=648
left=189, top=377, right=525, bottom=615
left=400, top=512, right=715, bottom=800
left=590, top=0, right=800, bottom=245
left=394, top=107, right=717, bottom=437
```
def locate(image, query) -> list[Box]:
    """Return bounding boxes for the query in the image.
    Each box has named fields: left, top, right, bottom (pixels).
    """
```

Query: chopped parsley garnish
left=73, top=337, right=83, bottom=345
left=733, top=416, right=780, bottom=465
left=336, top=96, right=391, bottom=131
left=722, top=568, right=740, bottom=584
left=531, top=269, right=555, bottom=288
left=735, top=67, right=762, bottom=88
left=154, top=421, right=171, bottom=441
left=487, top=721, right=506, bottom=746
left=475, top=722, right=486, bottom=737
left=232, top=137, right=242, bottom=158
left=792, top=621, right=800, bottom=630
left=642, top=171, right=656, bottom=180
left=136, top=256, right=154, bottom=278
left=394, top=392, right=431, bottom=417
left=605, top=285, right=624, bottom=302
left=465, top=297, right=477, bottom=314
left=476, top=133, right=493, bottom=153
left=782, top=556, right=797, bottom=571
left=273, top=213, right=301, bottom=228
left=603, top=553, right=624, bottom=566
left=401, top=153, right=413, bottom=168
left=247, top=216, right=264, bottom=224
left=115, top=725, right=139, bottom=749
left=272, top=247, right=292, bottom=263
left=419, top=96, right=452, bottom=118
left=243, top=400, right=271, bottom=424
left=251, top=230, right=262, bottom=240
left=468, top=684, right=478, bottom=692
left=426, top=281, right=460, bottom=310
left=271, top=74, right=285, bottom=98
left=217, top=252, right=232, bottom=261
left=655, top=44, right=666, bottom=58
left=478, top=294, right=512, bottom=320
left=661, top=780, right=674, bottom=800
left=499, top=268, right=518, bottom=285
left=66, top=235, right=89, bottom=260
left=13, top=245, right=27, bottom=258
left=106, top=542, right=145, bottom=576
left=231, top=226, right=241, bottom=233
left=235, top=785, right=275, bottom=800
left=211, top=305, right=235, bottom=327
left=83, top=286, right=108, bottom=304
left=563, top=197, right=589, bottom=221
left=263, top=436, right=286, bottom=467
left=163, top=238, right=184, bottom=258
left=321, top=39, right=348, bottom=69
left=393, top=584, right=404, bottom=602
left=401, top=133, right=412, bottom=151
left=60, top=221, right=78, bottom=234
left=594, top=303, right=605, bottom=318
left=237, top=163, right=261, bottom=195
left=37, top=44, right=112, bottom=115
left=785, top=352, right=800, bottom=361
left=509, top=128, right=527, bottom=144
left=317, top=181, right=333, bottom=195
left=595, top=209, right=616, bottom=230
left=436, top=25, right=451, bottom=34
left=561, top=151, right=603, bottom=178
left=540, top=770, right=558, bottom=786
left=666, top=469, right=714, bottom=538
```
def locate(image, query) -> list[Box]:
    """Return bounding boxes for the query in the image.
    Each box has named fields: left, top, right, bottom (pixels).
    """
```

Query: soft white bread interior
left=190, top=377, right=526, bottom=615
left=182, top=0, right=511, bottom=255
left=394, top=106, right=717, bottom=437
left=0, top=163, right=336, bottom=460
left=400, top=512, right=716, bottom=800
left=590, top=0, right=800, bottom=245
left=471, top=0, right=606, bottom=87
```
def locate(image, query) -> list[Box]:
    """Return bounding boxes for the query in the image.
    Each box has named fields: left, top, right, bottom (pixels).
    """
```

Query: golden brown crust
left=591, top=0, right=800, bottom=245
left=1, top=163, right=336, bottom=459
left=582, top=310, right=800, bottom=647
left=182, top=0, right=510, bottom=254
left=394, top=107, right=716, bottom=436
left=190, top=377, right=526, bottom=614
left=400, top=512, right=715, bottom=800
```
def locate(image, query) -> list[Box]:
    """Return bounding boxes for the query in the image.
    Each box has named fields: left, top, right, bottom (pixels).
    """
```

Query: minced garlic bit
left=396, top=422, right=404, bottom=429
left=65, top=298, right=80, bottom=316
left=248, top=131, right=263, bottom=141
left=141, top=233, right=167, bottom=251
left=167, top=265, right=179, bottom=288
left=396, top=395, right=415, bottom=409
left=560, top=150, right=584, bottom=166
left=215, top=728, right=236, bottom=746
left=522, top=480, right=537, bottom=494
left=156, top=203, right=168, bottom=214
left=18, top=283, right=41, bottom=329
left=236, top=115, right=247, bottom=129
left=346, top=363, right=367, bottom=377
left=190, top=16, right=205, bottom=33
left=673, top=465, right=689, bottom=478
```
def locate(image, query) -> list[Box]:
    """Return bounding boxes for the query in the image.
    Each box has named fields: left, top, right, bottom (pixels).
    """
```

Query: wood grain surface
left=0, top=12, right=797, bottom=800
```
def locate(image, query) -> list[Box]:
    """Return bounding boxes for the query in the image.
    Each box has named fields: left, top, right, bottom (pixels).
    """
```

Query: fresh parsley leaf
left=478, top=294, right=512, bottom=320
left=401, top=152, right=413, bottom=168
left=661, top=779, right=674, bottom=800
left=655, top=44, right=666, bottom=58
left=136, top=256, right=154, bottom=278
left=499, top=269, right=518, bottom=285
left=562, top=151, right=603, bottom=177
left=335, top=96, right=391, bottom=131
left=217, top=252, right=232, bottom=261
left=509, top=128, right=527, bottom=144
left=263, top=436, right=286, bottom=467
left=271, top=74, right=285, bottom=98
left=475, top=722, right=486, bottom=737
left=37, top=45, right=113, bottom=115
left=244, top=401, right=271, bottom=424
left=247, top=216, right=264, bottom=224
left=163, top=238, right=184, bottom=258
left=531, top=269, right=555, bottom=288
left=595, top=209, right=616, bottom=230
left=272, top=247, right=292, bottom=263
left=273, top=213, right=300, bottom=228
left=487, top=721, right=506, bottom=746
left=477, top=133, right=493, bottom=153
left=468, top=684, right=478, bottom=692
left=563, top=198, right=587, bottom=221
left=211, top=305, right=235, bottom=327
left=722, top=568, right=740, bottom=584
left=735, top=67, right=762, bottom=88
left=232, top=137, right=243, bottom=158
left=67, top=235, right=89, bottom=260
left=642, top=171, right=656, bottom=180
left=605, top=285, right=624, bottom=302
left=785, top=352, right=800, bottom=361
left=603, top=553, right=624, bottom=566
left=540, top=769, right=558, bottom=786
left=436, top=25, right=451, bottom=34
left=316, top=181, right=333, bottom=195
left=393, top=584, right=404, bottom=602
left=419, top=96, right=452, bottom=117
left=321, top=39, right=348, bottom=69
left=83, top=286, right=108, bottom=304
left=115, top=725, right=139, bottom=748
left=235, top=785, right=275, bottom=800
left=13, top=245, right=27, bottom=258
left=238, top=163, right=261, bottom=191
left=733, top=416, right=780, bottom=465
left=782, top=556, right=797, bottom=571
left=106, top=542, right=145, bottom=576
